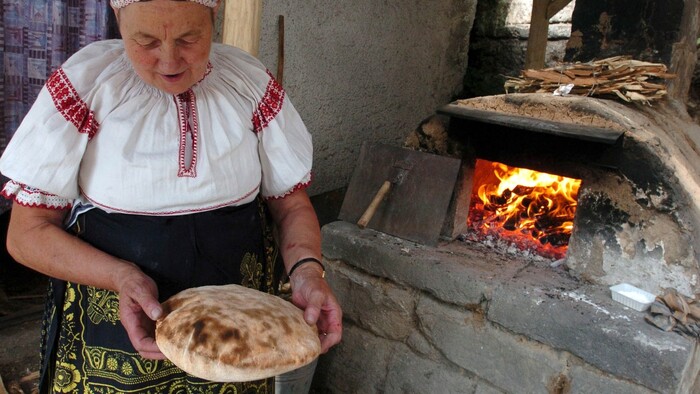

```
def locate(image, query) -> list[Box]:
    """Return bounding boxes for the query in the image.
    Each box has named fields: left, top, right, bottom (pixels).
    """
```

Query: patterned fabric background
left=0, top=0, right=117, bottom=213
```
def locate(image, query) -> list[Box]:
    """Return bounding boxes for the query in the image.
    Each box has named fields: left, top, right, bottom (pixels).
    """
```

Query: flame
left=467, top=159, right=581, bottom=259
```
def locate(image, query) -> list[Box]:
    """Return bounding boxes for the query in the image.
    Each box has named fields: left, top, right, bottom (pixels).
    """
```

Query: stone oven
left=312, top=1, right=700, bottom=392
left=314, top=93, right=700, bottom=394
left=438, top=93, right=700, bottom=297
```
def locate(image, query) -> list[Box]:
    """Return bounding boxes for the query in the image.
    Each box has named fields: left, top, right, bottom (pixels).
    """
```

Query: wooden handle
left=357, top=181, right=392, bottom=229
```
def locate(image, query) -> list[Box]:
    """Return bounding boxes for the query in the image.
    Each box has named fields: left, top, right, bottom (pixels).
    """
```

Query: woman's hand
left=289, top=263, right=343, bottom=353
left=114, top=264, right=166, bottom=360
left=7, top=204, right=166, bottom=359
left=266, top=189, right=344, bottom=353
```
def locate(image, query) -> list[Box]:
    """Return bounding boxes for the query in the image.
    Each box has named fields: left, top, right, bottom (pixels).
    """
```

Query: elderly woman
left=0, top=0, right=342, bottom=392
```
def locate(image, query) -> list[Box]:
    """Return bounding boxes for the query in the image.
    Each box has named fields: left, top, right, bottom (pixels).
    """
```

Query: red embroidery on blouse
left=46, top=68, right=99, bottom=140
left=252, top=70, right=285, bottom=134
left=175, top=90, right=199, bottom=178
left=200, top=62, right=213, bottom=82
left=264, top=173, right=313, bottom=201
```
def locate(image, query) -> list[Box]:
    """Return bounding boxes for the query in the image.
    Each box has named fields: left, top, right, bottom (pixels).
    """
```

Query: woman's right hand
left=114, top=263, right=166, bottom=360
left=7, top=205, right=167, bottom=359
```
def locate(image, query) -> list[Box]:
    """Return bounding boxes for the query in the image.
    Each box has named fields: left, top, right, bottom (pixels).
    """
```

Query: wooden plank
left=0, top=305, right=43, bottom=331
left=523, top=69, right=574, bottom=83
left=437, top=104, right=625, bottom=145
left=222, top=0, right=263, bottom=56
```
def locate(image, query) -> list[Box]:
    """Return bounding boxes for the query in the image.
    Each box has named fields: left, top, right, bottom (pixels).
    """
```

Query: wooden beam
left=223, top=0, right=263, bottom=56
left=547, top=0, right=572, bottom=18
left=525, top=0, right=573, bottom=70
left=525, top=0, right=550, bottom=70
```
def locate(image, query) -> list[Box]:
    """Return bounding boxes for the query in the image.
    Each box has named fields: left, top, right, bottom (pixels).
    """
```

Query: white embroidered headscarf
left=111, top=0, right=218, bottom=8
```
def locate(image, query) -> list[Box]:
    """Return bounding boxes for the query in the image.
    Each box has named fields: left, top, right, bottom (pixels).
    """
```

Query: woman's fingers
left=116, top=267, right=166, bottom=359
left=120, top=293, right=167, bottom=359
left=291, top=276, right=343, bottom=353
left=317, top=299, right=343, bottom=353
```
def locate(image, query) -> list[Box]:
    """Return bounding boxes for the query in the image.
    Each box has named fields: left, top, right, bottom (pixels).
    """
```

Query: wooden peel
left=357, top=160, right=413, bottom=228
left=339, top=142, right=462, bottom=246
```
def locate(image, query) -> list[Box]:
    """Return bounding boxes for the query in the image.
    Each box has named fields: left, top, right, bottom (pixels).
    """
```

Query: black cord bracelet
left=288, top=257, right=325, bottom=278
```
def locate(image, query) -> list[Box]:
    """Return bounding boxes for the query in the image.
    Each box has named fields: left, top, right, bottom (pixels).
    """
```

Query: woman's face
left=115, top=1, right=217, bottom=95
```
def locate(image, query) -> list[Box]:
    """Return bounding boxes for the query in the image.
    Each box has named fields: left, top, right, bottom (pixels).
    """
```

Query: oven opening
left=465, top=158, right=582, bottom=261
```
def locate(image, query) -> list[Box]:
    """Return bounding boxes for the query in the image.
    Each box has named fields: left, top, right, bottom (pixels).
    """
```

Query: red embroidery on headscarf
left=46, top=68, right=99, bottom=140
left=252, top=70, right=285, bottom=134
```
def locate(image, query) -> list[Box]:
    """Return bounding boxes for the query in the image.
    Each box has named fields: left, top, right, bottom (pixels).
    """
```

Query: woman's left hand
left=266, top=189, right=343, bottom=353
left=289, top=263, right=343, bottom=353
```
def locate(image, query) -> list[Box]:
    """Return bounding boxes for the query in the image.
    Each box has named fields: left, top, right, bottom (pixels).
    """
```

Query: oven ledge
left=316, top=221, right=700, bottom=393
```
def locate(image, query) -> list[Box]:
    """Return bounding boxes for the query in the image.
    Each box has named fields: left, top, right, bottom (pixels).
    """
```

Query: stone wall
left=462, top=0, right=576, bottom=98
left=315, top=222, right=700, bottom=393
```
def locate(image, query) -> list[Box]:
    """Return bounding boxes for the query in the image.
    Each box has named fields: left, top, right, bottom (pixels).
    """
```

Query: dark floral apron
left=39, top=198, right=282, bottom=393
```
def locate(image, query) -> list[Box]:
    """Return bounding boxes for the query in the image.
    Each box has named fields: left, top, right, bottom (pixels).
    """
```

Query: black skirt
left=39, top=199, right=282, bottom=393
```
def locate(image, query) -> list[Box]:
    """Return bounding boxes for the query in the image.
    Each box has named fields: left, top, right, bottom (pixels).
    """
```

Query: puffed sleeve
left=0, top=67, right=95, bottom=205
left=0, top=41, right=127, bottom=208
left=209, top=44, right=314, bottom=200
left=0, top=43, right=119, bottom=205
left=253, top=72, right=313, bottom=199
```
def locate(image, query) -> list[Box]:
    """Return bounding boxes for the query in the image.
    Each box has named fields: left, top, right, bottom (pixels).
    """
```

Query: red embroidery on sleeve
left=46, top=68, right=99, bottom=140
left=252, top=70, right=285, bottom=134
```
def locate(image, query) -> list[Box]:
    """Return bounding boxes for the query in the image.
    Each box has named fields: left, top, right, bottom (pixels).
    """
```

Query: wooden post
left=525, top=0, right=573, bottom=70
left=223, top=0, right=263, bottom=57
left=277, top=15, right=285, bottom=84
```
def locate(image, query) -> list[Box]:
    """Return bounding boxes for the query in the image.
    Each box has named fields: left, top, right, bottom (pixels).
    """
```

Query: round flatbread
left=155, top=284, right=321, bottom=382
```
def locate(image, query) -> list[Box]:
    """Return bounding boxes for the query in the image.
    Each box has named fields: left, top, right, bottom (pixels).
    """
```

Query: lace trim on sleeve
left=263, top=172, right=313, bottom=201
left=1, top=180, right=72, bottom=210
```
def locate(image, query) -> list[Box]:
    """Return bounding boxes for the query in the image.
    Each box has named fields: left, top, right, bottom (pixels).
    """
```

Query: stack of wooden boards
left=504, top=56, right=676, bottom=104
left=0, top=371, right=38, bottom=394
left=645, top=288, right=700, bottom=339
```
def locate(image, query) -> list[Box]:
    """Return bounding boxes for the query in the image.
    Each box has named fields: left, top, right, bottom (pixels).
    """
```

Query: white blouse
left=0, top=40, right=313, bottom=215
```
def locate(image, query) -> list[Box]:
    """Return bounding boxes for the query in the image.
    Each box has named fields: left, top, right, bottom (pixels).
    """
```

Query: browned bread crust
left=156, top=284, right=321, bottom=382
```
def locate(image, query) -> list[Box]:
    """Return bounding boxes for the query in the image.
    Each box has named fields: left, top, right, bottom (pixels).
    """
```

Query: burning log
left=504, top=56, right=676, bottom=105
left=467, top=159, right=581, bottom=260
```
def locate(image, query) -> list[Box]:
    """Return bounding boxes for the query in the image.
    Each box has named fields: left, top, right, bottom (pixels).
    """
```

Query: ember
left=466, top=159, right=581, bottom=260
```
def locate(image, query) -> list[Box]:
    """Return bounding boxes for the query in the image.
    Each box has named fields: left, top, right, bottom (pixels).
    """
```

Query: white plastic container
left=610, top=283, right=656, bottom=311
